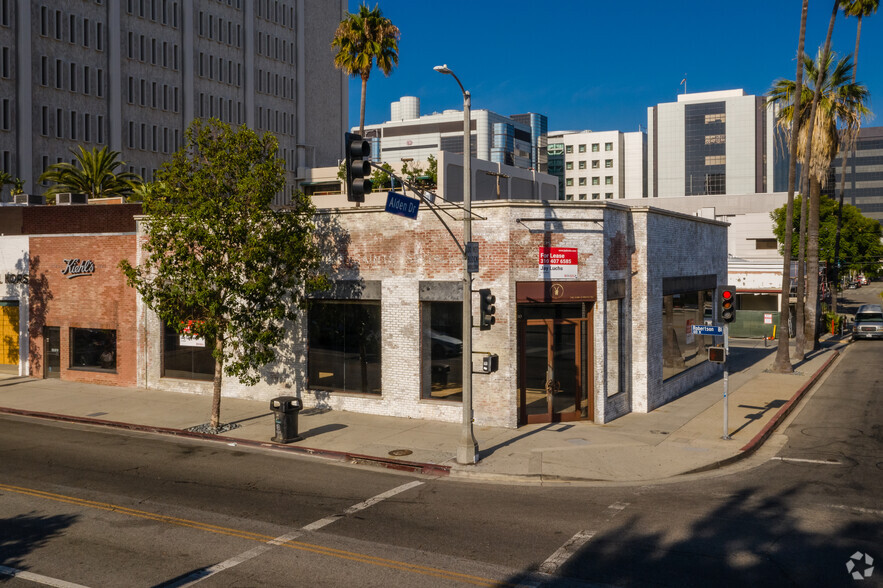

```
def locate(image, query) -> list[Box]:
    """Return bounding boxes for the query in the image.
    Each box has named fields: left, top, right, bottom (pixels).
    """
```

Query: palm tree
left=768, top=50, right=870, bottom=351
left=833, top=0, right=878, bottom=315
left=771, top=0, right=808, bottom=374
left=331, top=3, right=400, bottom=136
left=39, top=146, right=142, bottom=200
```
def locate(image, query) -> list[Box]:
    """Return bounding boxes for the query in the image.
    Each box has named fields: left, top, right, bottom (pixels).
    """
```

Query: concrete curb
left=0, top=407, right=451, bottom=477
left=683, top=348, right=841, bottom=476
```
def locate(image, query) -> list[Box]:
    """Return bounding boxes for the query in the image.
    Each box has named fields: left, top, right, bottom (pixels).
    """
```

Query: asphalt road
left=0, top=309, right=880, bottom=586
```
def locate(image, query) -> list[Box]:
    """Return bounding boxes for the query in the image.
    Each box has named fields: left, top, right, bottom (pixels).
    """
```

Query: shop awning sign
left=538, top=247, right=578, bottom=279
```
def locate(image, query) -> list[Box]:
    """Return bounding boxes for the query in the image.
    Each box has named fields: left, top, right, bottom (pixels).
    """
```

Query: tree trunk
left=359, top=76, right=368, bottom=137
left=773, top=0, right=808, bottom=374
left=794, top=188, right=807, bottom=362
left=210, top=337, right=224, bottom=430
left=805, top=178, right=821, bottom=351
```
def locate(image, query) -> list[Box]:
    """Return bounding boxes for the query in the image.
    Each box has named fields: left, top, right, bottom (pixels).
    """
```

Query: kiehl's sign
left=62, top=259, right=95, bottom=279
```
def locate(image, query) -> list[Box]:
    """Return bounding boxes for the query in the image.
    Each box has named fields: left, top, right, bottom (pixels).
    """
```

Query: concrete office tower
left=647, top=89, right=787, bottom=198
left=547, top=129, right=647, bottom=201
left=361, top=97, right=548, bottom=172
left=0, top=0, right=346, bottom=205
left=830, top=126, right=883, bottom=224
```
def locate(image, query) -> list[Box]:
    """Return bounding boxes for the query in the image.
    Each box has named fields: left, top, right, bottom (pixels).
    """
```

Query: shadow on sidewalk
left=478, top=423, right=562, bottom=460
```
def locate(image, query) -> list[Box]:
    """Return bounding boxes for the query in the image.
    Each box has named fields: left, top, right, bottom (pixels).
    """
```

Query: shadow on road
left=503, top=484, right=878, bottom=586
left=0, top=512, right=79, bottom=583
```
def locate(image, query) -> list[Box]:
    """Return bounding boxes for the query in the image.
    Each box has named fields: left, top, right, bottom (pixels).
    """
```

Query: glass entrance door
left=519, top=318, right=592, bottom=424
left=44, top=327, right=61, bottom=379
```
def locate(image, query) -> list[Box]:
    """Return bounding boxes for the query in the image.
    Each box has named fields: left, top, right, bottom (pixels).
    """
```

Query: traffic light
left=345, top=132, right=372, bottom=202
left=478, top=288, right=496, bottom=330
left=720, top=285, right=737, bottom=323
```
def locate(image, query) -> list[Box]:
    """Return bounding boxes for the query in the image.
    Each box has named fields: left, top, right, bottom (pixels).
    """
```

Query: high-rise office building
left=830, top=126, right=883, bottom=224
left=546, top=129, right=646, bottom=201
left=647, top=89, right=788, bottom=198
left=0, top=0, right=346, bottom=204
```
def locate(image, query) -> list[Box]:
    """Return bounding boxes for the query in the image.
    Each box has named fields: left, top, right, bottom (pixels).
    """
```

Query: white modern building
left=547, top=130, right=647, bottom=200
left=647, top=89, right=788, bottom=199
left=359, top=97, right=548, bottom=173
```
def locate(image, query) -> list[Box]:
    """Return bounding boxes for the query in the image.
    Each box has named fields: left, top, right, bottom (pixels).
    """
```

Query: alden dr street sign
left=384, top=191, right=420, bottom=219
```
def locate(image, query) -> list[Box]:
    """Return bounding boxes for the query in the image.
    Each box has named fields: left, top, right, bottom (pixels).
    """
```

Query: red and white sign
left=764, top=313, right=773, bottom=325
left=539, top=247, right=578, bottom=279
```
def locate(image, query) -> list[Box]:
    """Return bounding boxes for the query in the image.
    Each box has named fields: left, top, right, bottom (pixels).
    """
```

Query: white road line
left=174, top=480, right=425, bottom=586
left=535, top=502, right=630, bottom=578
left=772, top=457, right=842, bottom=465
left=0, top=565, right=92, bottom=588
left=537, top=531, right=595, bottom=575
left=303, top=480, right=424, bottom=531
left=829, top=504, right=883, bottom=516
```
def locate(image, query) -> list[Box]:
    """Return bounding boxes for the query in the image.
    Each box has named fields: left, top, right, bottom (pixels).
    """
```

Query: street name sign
left=692, top=325, right=723, bottom=336
left=384, top=191, right=420, bottom=219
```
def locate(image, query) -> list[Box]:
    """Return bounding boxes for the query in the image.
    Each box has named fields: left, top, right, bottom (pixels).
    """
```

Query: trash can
left=270, top=396, right=303, bottom=443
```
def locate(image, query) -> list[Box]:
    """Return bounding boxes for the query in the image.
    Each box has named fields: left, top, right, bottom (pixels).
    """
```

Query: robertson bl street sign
left=692, top=324, right=724, bottom=336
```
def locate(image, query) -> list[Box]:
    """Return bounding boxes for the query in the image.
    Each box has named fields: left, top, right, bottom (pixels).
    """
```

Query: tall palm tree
left=833, top=0, right=878, bottom=315
left=768, top=51, right=870, bottom=350
left=771, top=0, right=808, bottom=375
left=331, top=3, right=400, bottom=136
left=39, top=146, right=142, bottom=200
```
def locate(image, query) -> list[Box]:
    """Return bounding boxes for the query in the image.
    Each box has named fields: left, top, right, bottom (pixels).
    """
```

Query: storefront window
left=308, top=301, right=381, bottom=395
left=70, top=328, right=116, bottom=371
left=421, top=302, right=463, bottom=401
left=162, top=322, right=215, bottom=381
left=662, top=289, right=713, bottom=380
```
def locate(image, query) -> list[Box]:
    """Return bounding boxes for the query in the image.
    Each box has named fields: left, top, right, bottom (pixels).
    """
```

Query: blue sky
left=343, top=1, right=883, bottom=133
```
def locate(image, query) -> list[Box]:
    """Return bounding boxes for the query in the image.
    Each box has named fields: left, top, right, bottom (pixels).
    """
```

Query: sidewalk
left=0, top=337, right=849, bottom=485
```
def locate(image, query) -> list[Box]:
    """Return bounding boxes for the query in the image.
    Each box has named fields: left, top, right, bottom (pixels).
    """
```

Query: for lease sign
left=538, top=247, right=578, bottom=279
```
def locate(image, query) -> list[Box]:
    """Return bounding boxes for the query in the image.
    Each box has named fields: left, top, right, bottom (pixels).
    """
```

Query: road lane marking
left=536, top=502, right=630, bottom=577
left=829, top=504, right=883, bottom=516
left=173, top=481, right=424, bottom=586
left=0, top=481, right=508, bottom=587
left=303, top=480, right=424, bottom=531
left=0, top=565, right=92, bottom=588
left=772, top=457, right=842, bottom=465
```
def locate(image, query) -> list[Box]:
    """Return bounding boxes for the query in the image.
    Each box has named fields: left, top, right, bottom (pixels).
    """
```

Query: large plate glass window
left=70, top=328, right=116, bottom=371
left=421, top=301, right=462, bottom=401
left=162, top=322, right=215, bottom=381
left=308, top=301, right=381, bottom=395
left=662, top=289, right=714, bottom=380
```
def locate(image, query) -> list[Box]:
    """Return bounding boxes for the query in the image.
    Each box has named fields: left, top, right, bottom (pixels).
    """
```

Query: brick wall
left=22, top=204, right=142, bottom=235
left=29, top=234, right=139, bottom=387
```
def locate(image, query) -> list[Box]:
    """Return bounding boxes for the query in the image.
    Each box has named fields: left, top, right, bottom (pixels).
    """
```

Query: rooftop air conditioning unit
left=13, top=194, right=45, bottom=205
left=56, top=193, right=88, bottom=205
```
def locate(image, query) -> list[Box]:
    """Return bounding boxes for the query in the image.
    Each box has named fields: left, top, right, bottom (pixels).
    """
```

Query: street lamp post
left=434, top=64, right=478, bottom=465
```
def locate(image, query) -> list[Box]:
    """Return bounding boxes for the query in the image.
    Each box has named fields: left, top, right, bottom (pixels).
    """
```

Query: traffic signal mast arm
left=365, top=159, right=484, bottom=255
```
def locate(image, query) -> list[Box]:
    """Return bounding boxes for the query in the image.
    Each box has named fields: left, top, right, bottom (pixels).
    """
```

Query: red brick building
left=0, top=204, right=141, bottom=385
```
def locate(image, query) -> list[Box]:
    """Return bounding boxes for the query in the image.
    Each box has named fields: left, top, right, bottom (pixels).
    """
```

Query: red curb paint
left=0, top=407, right=451, bottom=477
left=739, top=350, right=840, bottom=454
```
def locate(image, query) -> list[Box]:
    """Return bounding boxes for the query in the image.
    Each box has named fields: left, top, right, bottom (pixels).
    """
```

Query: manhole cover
left=388, top=449, right=413, bottom=457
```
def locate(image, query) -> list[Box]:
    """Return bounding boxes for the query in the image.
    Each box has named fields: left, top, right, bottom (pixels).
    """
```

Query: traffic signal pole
left=722, top=323, right=731, bottom=440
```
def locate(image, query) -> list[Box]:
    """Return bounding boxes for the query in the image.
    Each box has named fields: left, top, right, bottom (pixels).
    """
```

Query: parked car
left=853, top=304, right=883, bottom=340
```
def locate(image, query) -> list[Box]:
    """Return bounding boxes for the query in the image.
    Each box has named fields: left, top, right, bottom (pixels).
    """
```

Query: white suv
left=854, top=304, right=883, bottom=340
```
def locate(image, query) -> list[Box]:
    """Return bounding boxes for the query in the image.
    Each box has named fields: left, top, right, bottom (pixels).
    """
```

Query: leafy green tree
left=331, top=3, right=400, bottom=136
left=38, top=146, right=141, bottom=200
left=370, top=162, right=394, bottom=190
left=120, top=119, right=328, bottom=430
left=771, top=194, right=882, bottom=277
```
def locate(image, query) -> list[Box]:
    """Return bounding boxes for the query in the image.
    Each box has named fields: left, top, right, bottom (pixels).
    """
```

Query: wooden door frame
left=518, top=316, right=594, bottom=424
